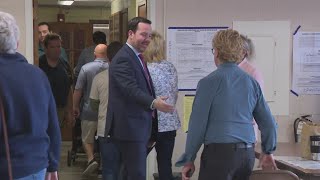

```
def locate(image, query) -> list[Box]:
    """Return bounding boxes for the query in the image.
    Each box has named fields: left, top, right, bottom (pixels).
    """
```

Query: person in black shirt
left=39, top=33, right=74, bottom=127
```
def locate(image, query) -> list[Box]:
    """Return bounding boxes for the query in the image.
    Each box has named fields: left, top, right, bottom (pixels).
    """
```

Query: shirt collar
left=0, top=52, right=28, bottom=64
left=94, top=57, right=108, bottom=62
left=218, top=61, right=237, bottom=68
left=126, top=42, right=140, bottom=56
left=238, top=58, right=248, bottom=67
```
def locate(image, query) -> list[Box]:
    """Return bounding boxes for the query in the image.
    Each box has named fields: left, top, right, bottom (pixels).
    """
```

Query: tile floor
left=59, top=141, right=100, bottom=180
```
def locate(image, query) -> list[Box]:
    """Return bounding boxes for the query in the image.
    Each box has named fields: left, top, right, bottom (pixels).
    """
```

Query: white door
left=233, top=21, right=291, bottom=115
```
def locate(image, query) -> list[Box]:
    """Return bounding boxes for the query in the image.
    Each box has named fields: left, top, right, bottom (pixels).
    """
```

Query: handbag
left=0, top=94, right=13, bottom=180
left=300, top=122, right=320, bottom=159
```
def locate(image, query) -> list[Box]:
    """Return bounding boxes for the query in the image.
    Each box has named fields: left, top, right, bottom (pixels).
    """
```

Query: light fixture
left=58, top=0, right=74, bottom=6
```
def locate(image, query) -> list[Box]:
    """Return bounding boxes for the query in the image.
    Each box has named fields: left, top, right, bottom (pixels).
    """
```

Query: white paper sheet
left=167, top=27, right=227, bottom=90
left=292, top=32, right=320, bottom=95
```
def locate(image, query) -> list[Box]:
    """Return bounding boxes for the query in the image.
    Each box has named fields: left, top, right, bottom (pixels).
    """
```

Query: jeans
left=99, top=137, right=121, bottom=180
left=15, top=169, right=46, bottom=180
left=155, top=130, right=176, bottom=180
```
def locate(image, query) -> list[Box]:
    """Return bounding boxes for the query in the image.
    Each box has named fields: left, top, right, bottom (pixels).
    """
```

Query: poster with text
left=292, top=31, right=320, bottom=95
left=167, top=27, right=227, bottom=90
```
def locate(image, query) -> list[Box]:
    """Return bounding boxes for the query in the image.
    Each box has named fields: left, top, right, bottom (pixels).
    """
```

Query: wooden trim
left=138, top=3, right=147, bottom=18
left=33, top=0, right=39, bottom=66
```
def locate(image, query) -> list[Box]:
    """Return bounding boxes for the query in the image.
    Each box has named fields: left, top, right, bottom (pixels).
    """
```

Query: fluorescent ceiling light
left=58, top=0, right=74, bottom=6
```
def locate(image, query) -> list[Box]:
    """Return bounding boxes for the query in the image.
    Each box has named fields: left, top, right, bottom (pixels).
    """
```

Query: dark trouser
left=199, top=143, right=255, bottom=180
left=115, top=140, right=147, bottom=180
left=98, top=137, right=121, bottom=180
left=155, top=130, right=176, bottom=180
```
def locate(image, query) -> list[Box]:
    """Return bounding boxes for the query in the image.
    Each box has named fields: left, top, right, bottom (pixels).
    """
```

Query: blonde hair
left=212, top=29, right=243, bottom=63
left=143, top=31, right=165, bottom=63
left=240, top=34, right=255, bottom=61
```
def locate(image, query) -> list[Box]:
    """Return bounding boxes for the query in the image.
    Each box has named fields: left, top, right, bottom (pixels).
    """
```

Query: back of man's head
left=107, top=41, right=123, bottom=62
left=93, top=31, right=106, bottom=45
left=0, top=11, right=20, bottom=54
left=94, top=44, right=107, bottom=59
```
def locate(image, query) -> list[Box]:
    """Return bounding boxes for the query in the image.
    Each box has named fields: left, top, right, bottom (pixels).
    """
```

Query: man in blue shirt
left=74, top=31, right=107, bottom=81
left=73, top=44, right=109, bottom=175
left=176, top=29, right=278, bottom=180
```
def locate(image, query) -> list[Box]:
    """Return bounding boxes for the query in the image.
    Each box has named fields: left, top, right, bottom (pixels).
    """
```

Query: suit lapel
left=124, top=45, right=154, bottom=96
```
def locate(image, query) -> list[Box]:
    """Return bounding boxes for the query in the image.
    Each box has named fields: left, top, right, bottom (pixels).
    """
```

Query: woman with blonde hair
left=144, top=31, right=180, bottom=180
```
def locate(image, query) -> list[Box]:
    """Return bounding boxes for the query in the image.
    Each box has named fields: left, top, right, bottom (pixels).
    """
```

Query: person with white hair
left=0, top=11, right=61, bottom=180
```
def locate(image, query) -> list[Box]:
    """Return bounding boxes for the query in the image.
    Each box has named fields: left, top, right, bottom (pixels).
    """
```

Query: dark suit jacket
left=106, top=44, right=156, bottom=142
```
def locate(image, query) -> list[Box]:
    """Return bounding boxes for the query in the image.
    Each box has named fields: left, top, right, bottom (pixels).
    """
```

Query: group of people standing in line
left=0, top=10, right=277, bottom=180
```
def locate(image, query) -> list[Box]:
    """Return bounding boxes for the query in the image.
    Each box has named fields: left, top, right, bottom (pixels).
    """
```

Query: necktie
left=138, top=54, right=156, bottom=120
left=138, top=54, right=152, bottom=91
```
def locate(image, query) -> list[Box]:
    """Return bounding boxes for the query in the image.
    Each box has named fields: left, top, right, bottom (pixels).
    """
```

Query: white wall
left=0, top=0, right=33, bottom=63
left=38, top=7, right=110, bottom=23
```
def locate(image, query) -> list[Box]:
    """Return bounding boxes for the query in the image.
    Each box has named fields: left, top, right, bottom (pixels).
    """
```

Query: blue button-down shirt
left=176, top=62, right=277, bottom=166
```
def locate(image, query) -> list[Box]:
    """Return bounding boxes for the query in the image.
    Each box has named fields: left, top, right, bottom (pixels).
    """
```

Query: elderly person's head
left=212, top=29, right=243, bottom=66
left=0, top=11, right=20, bottom=54
left=143, top=31, right=165, bottom=63
left=240, top=34, right=255, bottom=62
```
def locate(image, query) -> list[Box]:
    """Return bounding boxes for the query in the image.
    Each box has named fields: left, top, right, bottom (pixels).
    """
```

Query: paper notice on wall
left=183, top=95, right=195, bottom=132
left=292, top=31, right=320, bottom=95
left=167, top=27, right=227, bottom=90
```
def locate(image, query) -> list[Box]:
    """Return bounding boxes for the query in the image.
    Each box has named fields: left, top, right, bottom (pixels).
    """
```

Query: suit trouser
left=98, top=137, right=121, bottom=180
left=198, top=143, right=255, bottom=180
left=115, top=140, right=147, bottom=180
left=155, top=130, right=176, bottom=180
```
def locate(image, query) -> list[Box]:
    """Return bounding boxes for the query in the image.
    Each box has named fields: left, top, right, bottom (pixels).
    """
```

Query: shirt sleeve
left=176, top=78, right=213, bottom=166
left=75, top=68, right=86, bottom=90
left=90, top=75, right=99, bottom=100
left=253, top=85, right=277, bottom=154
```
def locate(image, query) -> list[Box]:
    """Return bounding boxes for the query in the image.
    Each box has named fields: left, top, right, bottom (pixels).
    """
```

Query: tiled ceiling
left=38, top=0, right=111, bottom=8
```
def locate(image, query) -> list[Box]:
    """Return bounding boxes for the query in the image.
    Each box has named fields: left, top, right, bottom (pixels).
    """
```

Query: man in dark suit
left=107, top=17, right=174, bottom=180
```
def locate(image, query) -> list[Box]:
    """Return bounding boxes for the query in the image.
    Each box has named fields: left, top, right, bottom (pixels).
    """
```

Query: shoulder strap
left=0, top=95, right=13, bottom=180
left=59, top=59, right=74, bottom=85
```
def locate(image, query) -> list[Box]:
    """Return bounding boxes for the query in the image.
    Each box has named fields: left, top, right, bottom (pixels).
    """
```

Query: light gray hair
left=240, top=34, right=255, bottom=61
left=0, top=11, right=20, bottom=54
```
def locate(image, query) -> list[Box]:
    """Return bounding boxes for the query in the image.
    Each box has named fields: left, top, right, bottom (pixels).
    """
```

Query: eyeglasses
left=141, top=32, right=152, bottom=39
left=211, top=48, right=215, bottom=55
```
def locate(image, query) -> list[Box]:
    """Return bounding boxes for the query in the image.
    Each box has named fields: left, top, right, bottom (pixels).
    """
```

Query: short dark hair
left=43, top=33, right=61, bottom=48
left=128, top=17, right=152, bottom=33
left=93, top=31, right=106, bottom=45
left=38, top=22, right=51, bottom=31
left=107, top=41, right=123, bottom=62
